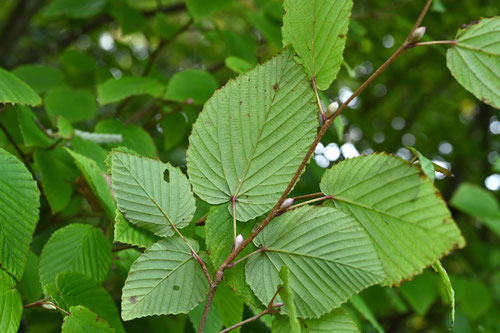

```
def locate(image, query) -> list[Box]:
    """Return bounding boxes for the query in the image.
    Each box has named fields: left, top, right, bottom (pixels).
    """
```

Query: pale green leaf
left=225, top=56, right=253, bottom=74
left=45, top=86, right=98, bottom=123
left=399, top=270, right=440, bottom=316
left=163, top=69, right=218, bottom=105
left=279, top=266, right=301, bottom=333
left=407, top=146, right=435, bottom=181
left=54, top=272, right=125, bottom=333
left=273, top=308, right=359, bottom=333
left=113, top=210, right=159, bottom=249
left=20, top=251, right=43, bottom=303
left=187, top=49, right=317, bottom=221
left=65, top=149, right=116, bottom=221
left=98, top=76, right=164, bottom=105
left=62, top=305, right=115, bottom=333
left=12, top=64, right=65, bottom=94
left=432, top=261, right=455, bottom=324
left=282, top=0, right=353, bottom=90
left=0, top=148, right=40, bottom=280
left=111, top=152, right=196, bottom=237
left=34, top=147, right=78, bottom=214
left=320, top=153, right=466, bottom=285
left=446, top=17, right=500, bottom=109
left=450, top=182, right=500, bottom=237
left=0, top=288, right=22, bottom=333
left=39, top=224, right=112, bottom=287
left=121, top=237, right=209, bottom=320
left=246, top=206, right=384, bottom=318
left=57, top=116, right=74, bottom=139
left=0, top=67, right=41, bottom=106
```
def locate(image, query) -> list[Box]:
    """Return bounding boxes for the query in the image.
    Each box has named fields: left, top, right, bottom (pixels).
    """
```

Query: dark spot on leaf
left=442, top=218, right=447, bottom=224
left=246, top=113, right=250, bottom=117
left=173, top=285, right=180, bottom=290
left=239, top=100, right=243, bottom=105
left=163, top=169, right=170, bottom=182
left=339, top=33, right=345, bottom=38
left=130, top=296, right=137, bottom=304
left=273, top=83, right=280, bottom=91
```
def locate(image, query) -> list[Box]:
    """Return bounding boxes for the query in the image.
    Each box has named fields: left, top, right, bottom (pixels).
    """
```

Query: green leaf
left=454, top=277, right=491, bottom=320
left=213, top=281, right=244, bottom=332
left=432, top=261, right=455, bottom=324
left=16, top=105, right=57, bottom=148
left=163, top=69, right=218, bottom=105
left=34, top=147, right=78, bottom=213
left=450, top=182, right=500, bottom=237
left=187, top=49, right=317, bottom=221
left=225, top=56, right=253, bottom=74
left=446, top=17, right=500, bottom=109
left=20, top=251, right=43, bottom=303
left=45, top=86, right=98, bottom=123
left=282, top=0, right=353, bottom=90
left=114, top=210, right=159, bottom=249
left=160, top=111, right=188, bottom=151
left=121, top=237, right=209, bottom=320
left=205, top=205, right=261, bottom=307
left=12, top=64, right=65, bottom=94
left=97, top=77, right=164, bottom=105
left=399, top=270, right=440, bottom=316
left=95, top=119, right=157, bottom=158
left=54, top=272, right=125, bottom=333
left=57, top=116, right=74, bottom=139
left=0, top=288, right=22, bottom=333
left=273, top=308, right=359, bottom=333
left=348, top=295, right=384, bottom=333
left=189, top=299, right=223, bottom=333
left=279, top=266, right=301, bottom=333
left=185, top=0, right=232, bottom=20
left=111, top=152, right=196, bottom=237
left=62, top=305, right=115, bottom=333
left=43, top=0, right=108, bottom=18
left=407, top=146, right=435, bottom=181
left=0, top=67, right=42, bottom=106
left=247, top=11, right=282, bottom=49
left=66, top=149, right=116, bottom=221
left=70, top=136, right=108, bottom=171
left=246, top=206, right=384, bottom=318
left=39, top=223, right=112, bottom=287
left=0, top=148, right=40, bottom=280
left=0, top=268, right=16, bottom=291
left=320, top=154, right=466, bottom=285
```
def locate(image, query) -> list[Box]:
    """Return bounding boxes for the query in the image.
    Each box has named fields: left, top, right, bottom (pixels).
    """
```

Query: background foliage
left=0, top=0, right=499, bottom=332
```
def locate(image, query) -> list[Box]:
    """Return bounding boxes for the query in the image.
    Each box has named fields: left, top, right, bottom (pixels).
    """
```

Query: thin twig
left=406, top=40, right=457, bottom=49
left=112, top=244, right=134, bottom=253
left=198, top=1, right=434, bottom=331
left=232, top=196, right=237, bottom=250
left=23, top=298, right=71, bottom=315
left=291, top=192, right=324, bottom=201
left=226, top=247, right=266, bottom=269
left=311, top=77, right=326, bottom=123
left=286, top=195, right=333, bottom=212
left=195, top=215, right=207, bottom=226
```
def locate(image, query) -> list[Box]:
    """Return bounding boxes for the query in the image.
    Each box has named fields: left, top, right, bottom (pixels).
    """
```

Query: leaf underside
left=187, top=48, right=317, bottom=221
left=320, top=153, right=466, bottom=285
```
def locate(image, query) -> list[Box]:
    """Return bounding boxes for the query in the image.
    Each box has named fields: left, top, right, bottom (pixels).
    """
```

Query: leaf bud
left=280, top=198, right=294, bottom=210
left=409, top=26, right=426, bottom=43
left=235, top=234, right=244, bottom=248
left=326, top=101, right=339, bottom=118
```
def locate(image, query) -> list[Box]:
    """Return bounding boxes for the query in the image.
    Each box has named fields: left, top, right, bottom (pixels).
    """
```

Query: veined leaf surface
left=187, top=48, right=317, bottom=221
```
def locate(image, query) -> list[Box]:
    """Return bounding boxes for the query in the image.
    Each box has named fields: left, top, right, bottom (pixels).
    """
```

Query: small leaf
left=246, top=206, right=384, bottom=318
left=113, top=210, right=159, bottom=249
left=17, top=105, right=57, bottom=148
left=450, top=182, right=500, bottom=237
left=225, top=56, right=253, bottom=74
left=70, top=136, right=108, bottom=171
left=39, top=224, right=112, bottom=287
left=187, top=49, right=317, bottom=221
left=57, top=116, right=74, bottom=139
left=163, top=69, right=218, bottom=105
left=0, top=148, right=40, bottom=280
left=66, top=149, right=116, bottom=221
left=54, top=272, right=125, bottom=333
left=44, top=86, right=98, bottom=123
left=20, top=251, right=43, bottom=303
left=432, top=261, right=455, bottom=325
left=0, top=67, right=42, bottom=106
left=279, top=266, right=300, bottom=333
left=273, top=308, right=359, bottom=332
left=282, top=0, right=353, bottom=90
left=399, top=270, right=440, bottom=316
left=121, top=237, right=209, bottom=320
left=62, top=305, right=115, bottom=332
left=446, top=17, right=500, bottom=109
left=320, top=153, right=466, bottom=285
left=43, top=0, right=108, bottom=19
left=0, top=288, right=22, bottom=333
left=98, top=76, right=165, bottom=105
left=111, top=152, right=196, bottom=237
left=407, top=146, right=435, bottom=181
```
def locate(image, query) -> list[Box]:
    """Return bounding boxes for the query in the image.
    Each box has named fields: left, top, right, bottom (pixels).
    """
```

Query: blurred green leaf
left=98, top=77, right=164, bottom=105
left=0, top=68, right=41, bottom=106
left=45, top=86, right=98, bottom=123
left=43, top=0, right=108, bottom=19
left=164, top=69, right=218, bottom=105
left=12, top=64, right=65, bottom=94
left=185, top=0, right=232, bottom=20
